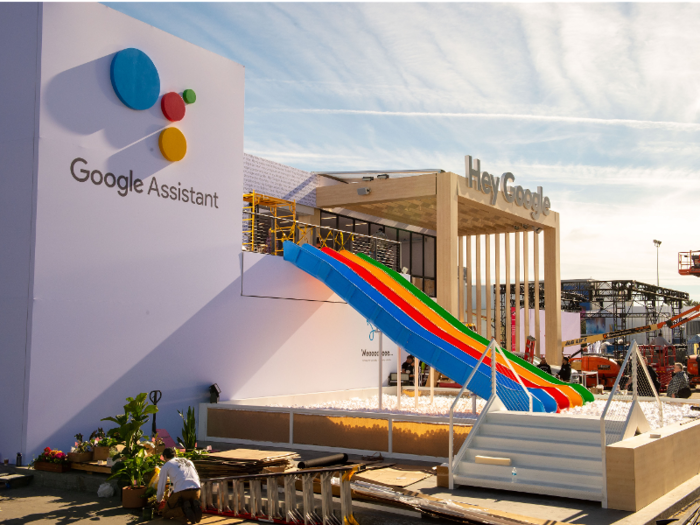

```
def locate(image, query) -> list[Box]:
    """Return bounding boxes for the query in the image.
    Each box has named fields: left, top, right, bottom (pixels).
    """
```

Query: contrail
left=250, top=107, right=700, bottom=132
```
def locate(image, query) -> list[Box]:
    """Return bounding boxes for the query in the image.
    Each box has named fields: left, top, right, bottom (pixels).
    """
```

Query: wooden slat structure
left=316, top=155, right=563, bottom=364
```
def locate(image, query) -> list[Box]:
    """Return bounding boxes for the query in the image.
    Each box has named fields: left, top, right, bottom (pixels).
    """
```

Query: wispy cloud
left=108, top=2, right=700, bottom=299
left=250, top=107, right=700, bottom=132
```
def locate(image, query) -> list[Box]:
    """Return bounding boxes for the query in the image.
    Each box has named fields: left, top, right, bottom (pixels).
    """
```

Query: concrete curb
left=12, top=466, right=120, bottom=497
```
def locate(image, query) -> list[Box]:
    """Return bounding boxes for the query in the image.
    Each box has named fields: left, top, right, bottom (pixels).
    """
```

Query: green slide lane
left=357, top=253, right=594, bottom=403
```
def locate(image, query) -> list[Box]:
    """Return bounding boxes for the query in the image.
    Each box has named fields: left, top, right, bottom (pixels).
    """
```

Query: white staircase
left=453, top=410, right=604, bottom=502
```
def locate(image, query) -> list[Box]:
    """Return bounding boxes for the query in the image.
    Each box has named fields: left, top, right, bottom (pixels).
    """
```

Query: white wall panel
left=11, top=3, right=395, bottom=458
left=0, top=3, right=41, bottom=463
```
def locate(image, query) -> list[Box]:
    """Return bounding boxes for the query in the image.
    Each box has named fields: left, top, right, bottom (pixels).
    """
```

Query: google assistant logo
left=110, top=48, right=195, bottom=162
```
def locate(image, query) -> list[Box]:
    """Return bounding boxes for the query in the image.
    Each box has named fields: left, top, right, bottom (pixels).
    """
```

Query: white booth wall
left=0, top=3, right=397, bottom=461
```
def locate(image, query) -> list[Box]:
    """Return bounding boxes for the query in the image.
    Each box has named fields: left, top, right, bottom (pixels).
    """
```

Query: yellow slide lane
left=342, top=251, right=583, bottom=407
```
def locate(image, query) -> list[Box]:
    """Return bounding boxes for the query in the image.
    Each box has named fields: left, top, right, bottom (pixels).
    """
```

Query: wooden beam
left=495, top=234, right=501, bottom=346
left=436, top=172, right=459, bottom=317
left=485, top=235, right=492, bottom=340
left=514, top=232, right=521, bottom=354
left=458, top=236, right=465, bottom=322
left=466, top=236, right=473, bottom=325
left=505, top=234, right=511, bottom=352
left=544, top=215, right=562, bottom=365
left=534, top=232, right=541, bottom=357
left=476, top=236, right=482, bottom=335
left=456, top=175, right=558, bottom=231
left=524, top=231, right=530, bottom=341
left=316, top=174, right=436, bottom=208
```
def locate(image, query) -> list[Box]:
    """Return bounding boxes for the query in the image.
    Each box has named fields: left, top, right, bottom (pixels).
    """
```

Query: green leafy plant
left=101, top=393, right=158, bottom=460
left=177, top=448, right=208, bottom=461
left=177, top=407, right=197, bottom=451
left=89, top=427, right=119, bottom=449
left=73, top=433, right=91, bottom=453
left=108, top=448, right=159, bottom=488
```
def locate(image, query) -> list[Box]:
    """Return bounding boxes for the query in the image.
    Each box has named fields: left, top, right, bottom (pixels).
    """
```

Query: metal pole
left=378, top=331, right=383, bottom=411
left=414, top=358, right=419, bottom=409
left=397, top=347, right=402, bottom=410
left=430, top=367, right=434, bottom=404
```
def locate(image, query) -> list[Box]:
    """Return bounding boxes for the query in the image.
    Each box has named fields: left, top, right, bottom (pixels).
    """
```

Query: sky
left=107, top=2, right=700, bottom=301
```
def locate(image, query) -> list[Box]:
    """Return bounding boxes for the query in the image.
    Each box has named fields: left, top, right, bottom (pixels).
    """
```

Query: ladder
left=200, top=465, right=359, bottom=525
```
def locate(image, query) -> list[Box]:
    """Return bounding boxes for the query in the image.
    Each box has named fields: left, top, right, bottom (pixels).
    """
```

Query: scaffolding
left=497, top=279, right=689, bottom=346
left=242, top=192, right=296, bottom=256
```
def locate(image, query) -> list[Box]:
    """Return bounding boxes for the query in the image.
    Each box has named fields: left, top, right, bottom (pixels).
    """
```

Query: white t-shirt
left=157, top=458, right=201, bottom=502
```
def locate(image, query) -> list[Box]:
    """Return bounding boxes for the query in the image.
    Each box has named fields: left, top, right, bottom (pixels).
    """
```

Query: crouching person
left=157, top=447, right=202, bottom=523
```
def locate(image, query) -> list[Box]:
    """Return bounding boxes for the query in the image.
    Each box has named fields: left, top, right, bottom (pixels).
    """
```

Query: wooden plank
left=466, top=235, right=473, bottom=325
left=523, top=231, right=530, bottom=341
left=485, top=234, right=492, bottom=340
left=534, top=232, right=541, bottom=356
left=316, top=174, right=436, bottom=208
left=515, top=232, right=521, bottom=353
left=207, top=409, right=290, bottom=443
left=294, top=414, right=389, bottom=452
left=475, top=455, right=511, bottom=466
left=495, top=234, right=501, bottom=346
left=544, top=217, right=562, bottom=365
left=69, top=462, right=111, bottom=475
left=436, top=172, right=459, bottom=317
left=475, top=235, right=482, bottom=334
left=505, top=234, right=511, bottom=352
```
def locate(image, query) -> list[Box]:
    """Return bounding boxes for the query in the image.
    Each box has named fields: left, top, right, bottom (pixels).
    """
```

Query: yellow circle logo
left=158, top=127, right=187, bottom=162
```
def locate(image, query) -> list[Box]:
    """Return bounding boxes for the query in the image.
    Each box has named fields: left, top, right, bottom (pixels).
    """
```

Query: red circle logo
left=161, top=92, right=186, bottom=122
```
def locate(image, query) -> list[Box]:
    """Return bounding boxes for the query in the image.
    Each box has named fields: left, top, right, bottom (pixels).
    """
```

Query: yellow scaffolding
left=242, top=191, right=296, bottom=256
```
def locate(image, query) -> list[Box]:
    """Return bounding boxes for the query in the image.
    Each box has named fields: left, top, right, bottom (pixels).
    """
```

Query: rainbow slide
left=283, top=242, right=593, bottom=412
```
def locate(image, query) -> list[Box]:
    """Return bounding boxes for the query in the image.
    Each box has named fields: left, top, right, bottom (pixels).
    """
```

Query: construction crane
left=679, top=251, right=700, bottom=277
left=562, top=303, right=700, bottom=352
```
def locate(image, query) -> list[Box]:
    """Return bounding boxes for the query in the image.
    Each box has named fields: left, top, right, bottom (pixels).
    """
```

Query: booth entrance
left=315, top=156, right=563, bottom=364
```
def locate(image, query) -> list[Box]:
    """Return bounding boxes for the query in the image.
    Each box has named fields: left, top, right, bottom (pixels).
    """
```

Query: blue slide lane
left=284, top=242, right=554, bottom=412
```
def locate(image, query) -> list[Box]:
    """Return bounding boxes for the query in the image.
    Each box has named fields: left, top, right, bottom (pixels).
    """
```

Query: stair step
left=479, top=422, right=600, bottom=443
left=464, top=448, right=602, bottom=474
left=470, top=435, right=602, bottom=459
left=454, top=474, right=603, bottom=502
left=455, top=462, right=602, bottom=489
left=486, top=411, right=601, bottom=431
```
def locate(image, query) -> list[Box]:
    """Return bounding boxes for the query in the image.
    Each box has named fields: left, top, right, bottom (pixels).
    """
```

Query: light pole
left=653, top=239, right=662, bottom=286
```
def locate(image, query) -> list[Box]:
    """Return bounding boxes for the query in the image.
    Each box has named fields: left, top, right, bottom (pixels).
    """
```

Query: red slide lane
left=323, top=248, right=569, bottom=410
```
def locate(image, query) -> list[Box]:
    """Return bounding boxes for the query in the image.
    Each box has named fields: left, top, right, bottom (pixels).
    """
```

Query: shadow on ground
left=0, top=486, right=140, bottom=524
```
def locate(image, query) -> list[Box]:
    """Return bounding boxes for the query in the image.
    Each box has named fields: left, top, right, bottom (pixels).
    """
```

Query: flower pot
left=122, top=486, right=148, bottom=509
left=93, top=446, right=110, bottom=461
left=34, top=461, right=71, bottom=473
left=68, top=451, right=93, bottom=463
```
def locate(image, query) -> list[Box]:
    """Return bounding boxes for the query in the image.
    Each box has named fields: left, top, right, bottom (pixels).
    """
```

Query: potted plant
left=177, top=407, right=197, bottom=451
left=101, top=393, right=162, bottom=509
left=90, top=428, right=118, bottom=461
left=67, top=433, right=93, bottom=463
left=144, top=433, right=165, bottom=457
left=101, top=393, right=158, bottom=460
left=32, top=447, right=71, bottom=473
left=109, top=449, right=159, bottom=509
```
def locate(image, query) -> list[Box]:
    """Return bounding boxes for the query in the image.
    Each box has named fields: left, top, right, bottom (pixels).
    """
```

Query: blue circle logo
left=110, top=48, right=160, bottom=110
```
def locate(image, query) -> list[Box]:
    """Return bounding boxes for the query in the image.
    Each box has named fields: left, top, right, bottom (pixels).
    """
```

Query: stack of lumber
left=194, top=448, right=297, bottom=479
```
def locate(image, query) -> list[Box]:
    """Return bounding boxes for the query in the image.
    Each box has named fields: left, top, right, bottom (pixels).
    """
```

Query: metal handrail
left=448, top=339, right=496, bottom=489
left=242, top=210, right=400, bottom=247
left=599, top=340, right=664, bottom=508
left=496, top=345, right=534, bottom=412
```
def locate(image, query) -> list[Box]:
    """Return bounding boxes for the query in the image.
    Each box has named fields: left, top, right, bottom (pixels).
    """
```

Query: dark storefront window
left=320, top=212, right=436, bottom=297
